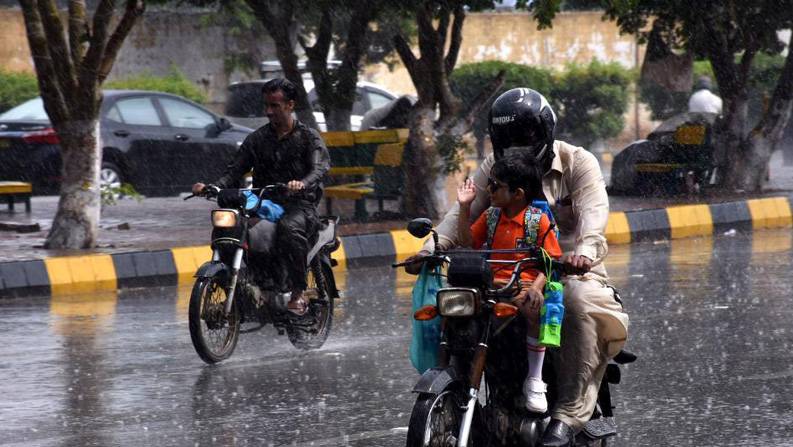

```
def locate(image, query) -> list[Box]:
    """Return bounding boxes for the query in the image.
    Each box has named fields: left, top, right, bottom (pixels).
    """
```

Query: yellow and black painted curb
left=1, top=195, right=791, bottom=298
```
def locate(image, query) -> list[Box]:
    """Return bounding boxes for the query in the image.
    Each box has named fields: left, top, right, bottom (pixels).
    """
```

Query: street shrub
left=552, top=61, right=634, bottom=148
left=450, top=60, right=633, bottom=151
left=106, top=67, right=208, bottom=104
left=450, top=60, right=554, bottom=156
left=0, top=70, right=39, bottom=113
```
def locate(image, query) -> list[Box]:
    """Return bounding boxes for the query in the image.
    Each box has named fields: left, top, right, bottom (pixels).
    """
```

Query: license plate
left=674, top=125, right=706, bottom=145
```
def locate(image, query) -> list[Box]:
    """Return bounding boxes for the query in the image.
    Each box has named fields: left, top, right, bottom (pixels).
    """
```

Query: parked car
left=225, top=61, right=398, bottom=131
left=0, top=90, right=252, bottom=196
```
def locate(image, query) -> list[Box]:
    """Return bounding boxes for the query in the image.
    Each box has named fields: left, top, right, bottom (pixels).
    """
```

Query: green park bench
left=322, top=129, right=408, bottom=220
left=0, top=181, right=32, bottom=212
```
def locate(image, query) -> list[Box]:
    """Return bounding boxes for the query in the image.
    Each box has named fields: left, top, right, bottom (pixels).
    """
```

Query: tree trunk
left=403, top=106, right=440, bottom=219
left=713, top=98, right=748, bottom=190
left=271, top=34, right=318, bottom=129
left=739, top=39, right=793, bottom=191
left=716, top=36, right=793, bottom=192
left=45, top=120, right=101, bottom=248
left=326, top=109, right=352, bottom=131
left=246, top=0, right=318, bottom=130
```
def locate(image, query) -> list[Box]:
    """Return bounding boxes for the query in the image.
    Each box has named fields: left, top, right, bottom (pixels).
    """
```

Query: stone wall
left=362, top=11, right=645, bottom=96
left=2, top=9, right=652, bottom=141
left=0, top=9, right=32, bottom=73
left=2, top=9, right=640, bottom=101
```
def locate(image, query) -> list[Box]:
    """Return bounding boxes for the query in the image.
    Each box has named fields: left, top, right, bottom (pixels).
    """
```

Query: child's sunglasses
left=486, top=177, right=507, bottom=192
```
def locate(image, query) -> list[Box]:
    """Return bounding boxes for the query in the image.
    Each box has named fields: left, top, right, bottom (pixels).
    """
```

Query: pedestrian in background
left=688, top=75, right=723, bottom=114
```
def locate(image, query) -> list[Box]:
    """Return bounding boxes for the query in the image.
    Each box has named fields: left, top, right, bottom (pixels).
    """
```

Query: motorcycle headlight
left=212, top=209, right=239, bottom=228
left=437, top=288, right=480, bottom=317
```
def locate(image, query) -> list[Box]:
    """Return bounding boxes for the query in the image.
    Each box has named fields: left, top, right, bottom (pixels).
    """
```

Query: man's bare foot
left=287, top=290, right=308, bottom=316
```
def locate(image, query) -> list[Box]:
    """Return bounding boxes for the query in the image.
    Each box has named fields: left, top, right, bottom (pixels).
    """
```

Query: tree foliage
left=188, top=0, right=411, bottom=130
left=392, top=0, right=509, bottom=218
left=451, top=60, right=554, bottom=134
left=0, top=70, right=39, bottom=113
left=641, top=55, right=787, bottom=121
left=534, top=0, right=793, bottom=191
left=553, top=61, right=633, bottom=147
left=106, top=67, right=208, bottom=104
left=451, top=60, right=632, bottom=149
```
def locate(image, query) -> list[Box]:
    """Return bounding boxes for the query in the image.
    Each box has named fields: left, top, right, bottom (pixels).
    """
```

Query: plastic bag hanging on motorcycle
left=242, top=190, right=284, bottom=222
left=539, top=248, right=564, bottom=348
left=409, top=263, right=444, bottom=374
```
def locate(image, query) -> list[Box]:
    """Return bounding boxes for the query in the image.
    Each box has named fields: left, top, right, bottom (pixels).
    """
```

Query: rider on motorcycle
left=457, top=150, right=562, bottom=414
left=192, top=77, right=330, bottom=316
left=407, top=88, right=629, bottom=446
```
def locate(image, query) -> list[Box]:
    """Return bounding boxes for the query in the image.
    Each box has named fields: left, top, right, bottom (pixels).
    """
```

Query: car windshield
left=0, top=97, right=49, bottom=121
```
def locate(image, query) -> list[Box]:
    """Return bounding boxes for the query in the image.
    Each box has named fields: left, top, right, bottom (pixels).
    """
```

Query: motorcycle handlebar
left=184, top=183, right=295, bottom=201
left=391, top=252, right=588, bottom=277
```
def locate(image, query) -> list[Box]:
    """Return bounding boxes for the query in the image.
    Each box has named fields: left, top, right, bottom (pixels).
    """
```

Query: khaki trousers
left=552, top=275, right=629, bottom=431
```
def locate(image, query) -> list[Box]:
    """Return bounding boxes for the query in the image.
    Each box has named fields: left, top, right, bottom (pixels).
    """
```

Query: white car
left=225, top=71, right=397, bottom=131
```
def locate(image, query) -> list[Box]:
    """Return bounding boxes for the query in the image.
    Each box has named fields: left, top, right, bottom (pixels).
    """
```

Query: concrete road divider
left=1, top=195, right=791, bottom=298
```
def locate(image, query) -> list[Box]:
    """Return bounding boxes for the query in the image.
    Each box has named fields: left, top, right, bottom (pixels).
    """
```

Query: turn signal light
left=493, top=302, right=519, bottom=318
left=414, top=305, right=438, bottom=321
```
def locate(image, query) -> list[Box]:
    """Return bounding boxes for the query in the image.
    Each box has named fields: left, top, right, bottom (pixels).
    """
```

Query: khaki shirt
left=428, top=140, right=611, bottom=278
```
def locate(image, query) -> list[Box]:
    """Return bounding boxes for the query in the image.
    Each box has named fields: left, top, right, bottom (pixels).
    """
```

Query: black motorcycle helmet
left=488, top=88, right=556, bottom=166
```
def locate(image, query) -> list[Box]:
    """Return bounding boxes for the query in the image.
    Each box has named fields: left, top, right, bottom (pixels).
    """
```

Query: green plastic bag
left=409, top=263, right=443, bottom=373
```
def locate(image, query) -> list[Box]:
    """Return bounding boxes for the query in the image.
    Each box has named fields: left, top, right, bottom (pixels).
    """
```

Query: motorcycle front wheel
left=406, top=390, right=467, bottom=447
left=286, top=259, right=334, bottom=350
left=188, top=275, right=240, bottom=364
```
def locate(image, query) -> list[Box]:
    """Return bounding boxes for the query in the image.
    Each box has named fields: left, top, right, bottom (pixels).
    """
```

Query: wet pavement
left=1, top=229, right=793, bottom=446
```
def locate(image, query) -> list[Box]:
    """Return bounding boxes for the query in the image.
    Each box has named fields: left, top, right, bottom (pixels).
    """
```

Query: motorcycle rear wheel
left=286, top=260, right=334, bottom=350
left=406, top=391, right=466, bottom=447
left=189, top=275, right=240, bottom=364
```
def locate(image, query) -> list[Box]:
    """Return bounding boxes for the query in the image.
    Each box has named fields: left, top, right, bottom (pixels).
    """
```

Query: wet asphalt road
left=2, top=229, right=793, bottom=446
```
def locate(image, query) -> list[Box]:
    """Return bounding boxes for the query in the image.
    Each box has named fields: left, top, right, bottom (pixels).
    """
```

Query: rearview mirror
left=218, top=117, right=233, bottom=131
left=407, top=218, right=433, bottom=239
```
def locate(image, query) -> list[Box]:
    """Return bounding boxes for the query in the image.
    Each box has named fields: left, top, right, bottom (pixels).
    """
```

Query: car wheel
left=100, top=162, right=124, bottom=196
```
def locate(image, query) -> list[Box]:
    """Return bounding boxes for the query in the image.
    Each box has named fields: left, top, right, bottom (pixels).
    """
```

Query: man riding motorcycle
left=192, top=77, right=330, bottom=316
left=406, top=88, right=629, bottom=446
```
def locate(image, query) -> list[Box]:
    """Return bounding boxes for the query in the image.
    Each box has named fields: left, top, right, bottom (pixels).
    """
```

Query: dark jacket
left=215, top=120, right=330, bottom=205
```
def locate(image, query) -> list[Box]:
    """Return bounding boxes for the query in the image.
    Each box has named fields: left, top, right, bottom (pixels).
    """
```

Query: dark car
left=0, top=90, right=252, bottom=196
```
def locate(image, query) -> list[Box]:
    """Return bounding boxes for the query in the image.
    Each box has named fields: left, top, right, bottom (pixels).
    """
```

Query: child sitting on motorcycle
left=456, top=150, right=562, bottom=414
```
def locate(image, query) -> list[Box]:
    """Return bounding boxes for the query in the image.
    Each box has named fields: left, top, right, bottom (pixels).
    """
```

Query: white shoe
left=523, top=377, right=548, bottom=413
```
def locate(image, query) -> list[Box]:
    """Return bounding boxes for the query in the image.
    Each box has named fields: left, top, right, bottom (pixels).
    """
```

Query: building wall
left=362, top=11, right=645, bottom=96
left=0, top=9, right=32, bottom=73
left=1, top=9, right=650, bottom=141
left=2, top=9, right=641, bottom=98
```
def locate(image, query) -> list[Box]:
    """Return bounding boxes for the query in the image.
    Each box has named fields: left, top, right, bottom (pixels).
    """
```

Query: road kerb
left=2, top=195, right=791, bottom=298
